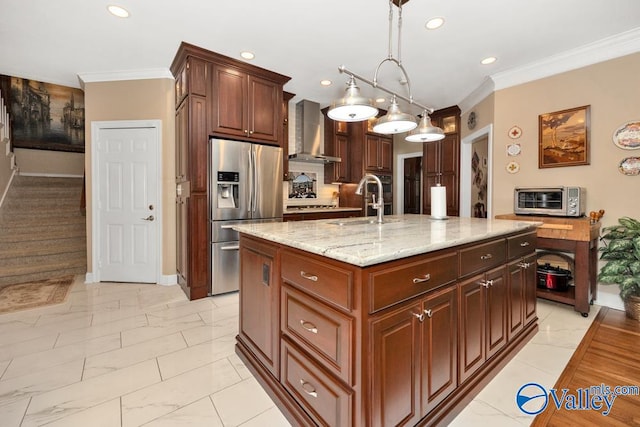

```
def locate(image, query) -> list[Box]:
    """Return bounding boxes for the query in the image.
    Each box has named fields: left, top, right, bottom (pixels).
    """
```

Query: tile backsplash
left=284, top=162, right=340, bottom=207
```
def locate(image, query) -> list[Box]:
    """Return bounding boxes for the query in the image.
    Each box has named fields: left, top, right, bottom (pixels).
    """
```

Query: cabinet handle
left=412, top=274, right=431, bottom=284
left=480, top=279, right=493, bottom=288
left=299, top=320, right=318, bottom=334
left=412, top=312, right=425, bottom=322
left=423, top=309, right=433, bottom=318
left=480, top=253, right=493, bottom=260
left=520, top=241, right=530, bottom=247
left=518, top=262, right=531, bottom=269
left=300, top=271, right=318, bottom=282
left=299, top=379, right=318, bottom=398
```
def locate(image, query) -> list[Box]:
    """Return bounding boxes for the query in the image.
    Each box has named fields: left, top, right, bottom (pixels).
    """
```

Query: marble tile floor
left=0, top=276, right=599, bottom=426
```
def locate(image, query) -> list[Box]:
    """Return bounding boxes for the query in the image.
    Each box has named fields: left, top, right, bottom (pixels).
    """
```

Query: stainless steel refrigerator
left=209, top=138, right=283, bottom=295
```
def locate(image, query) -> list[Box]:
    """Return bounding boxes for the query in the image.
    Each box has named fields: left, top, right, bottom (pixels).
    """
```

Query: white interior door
left=93, top=122, right=160, bottom=283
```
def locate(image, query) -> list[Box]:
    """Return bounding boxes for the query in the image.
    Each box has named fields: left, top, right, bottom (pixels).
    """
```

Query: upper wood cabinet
left=365, top=134, right=393, bottom=173
left=423, top=106, right=460, bottom=217
left=322, top=109, right=351, bottom=183
left=211, top=64, right=283, bottom=144
left=282, top=91, right=295, bottom=180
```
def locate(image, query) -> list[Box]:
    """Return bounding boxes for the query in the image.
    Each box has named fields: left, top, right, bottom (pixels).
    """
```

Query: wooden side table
left=496, top=214, right=601, bottom=317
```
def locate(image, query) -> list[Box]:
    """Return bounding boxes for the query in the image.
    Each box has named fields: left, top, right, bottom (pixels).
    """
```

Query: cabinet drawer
left=282, top=285, right=353, bottom=384
left=282, top=339, right=353, bottom=427
left=507, top=231, right=537, bottom=260
left=459, top=239, right=506, bottom=277
left=281, top=249, right=354, bottom=312
left=368, top=251, right=458, bottom=313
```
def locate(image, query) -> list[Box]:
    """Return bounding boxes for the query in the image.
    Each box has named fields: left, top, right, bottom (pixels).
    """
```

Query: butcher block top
left=494, top=214, right=600, bottom=241
left=234, top=214, right=540, bottom=267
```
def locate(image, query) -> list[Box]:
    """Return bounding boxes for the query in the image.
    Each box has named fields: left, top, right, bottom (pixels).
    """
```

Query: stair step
left=0, top=267, right=87, bottom=287
left=0, top=250, right=86, bottom=268
left=0, top=238, right=86, bottom=259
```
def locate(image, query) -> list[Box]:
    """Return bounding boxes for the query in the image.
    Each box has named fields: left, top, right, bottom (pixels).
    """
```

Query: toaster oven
left=514, top=186, right=585, bottom=217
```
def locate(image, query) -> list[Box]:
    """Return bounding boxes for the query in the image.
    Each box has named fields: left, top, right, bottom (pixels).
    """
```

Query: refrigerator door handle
left=248, top=147, right=254, bottom=213
left=252, top=148, right=258, bottom=213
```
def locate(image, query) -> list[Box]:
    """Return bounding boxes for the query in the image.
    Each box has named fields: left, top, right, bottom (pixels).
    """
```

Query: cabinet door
left=421, top=285, right=457, bottom=415
left=507, top=259, right=525, bottom=340
left=240, top=240, right=279, bottom=377
left=211, top=64, right=248, bottom=138
left=371, top=304, right=421, bottom=427
left=440, top=135, right=458, bottom=175
left=334, top=134, right=350, bottom=182
left=365, top=135, right=380, bottom=171
left=187, top=193, right=209, bottom=300
left=176, top=197, right=188, bottom=287
left=188, top=56, right=208, bottom=97
left=175, top=102, right=188, bottom=182
left=485, top=266, right=508, bottom=359
left=523, top=253, right=537, bottom=326
left=248, top=75, right=280, bottom=143
left=379, top=137, right=393, bottom=173
left=189, top=95, right=208, bottom=193
left=458, top=274, right=485, bottom=383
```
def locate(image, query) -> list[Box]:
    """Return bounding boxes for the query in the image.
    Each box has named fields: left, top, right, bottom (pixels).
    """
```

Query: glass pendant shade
left=372, top=98, right=417, bottom=134
left=327, top=77, right=378, bottom=122
left=405, top=113, right=445, bottom=142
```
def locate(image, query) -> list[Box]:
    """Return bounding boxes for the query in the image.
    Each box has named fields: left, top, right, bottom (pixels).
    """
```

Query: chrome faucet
left=355, top=173, right=384, bottom=224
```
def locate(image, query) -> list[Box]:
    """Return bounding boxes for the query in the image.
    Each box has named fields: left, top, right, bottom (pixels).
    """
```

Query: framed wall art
left=538, top=105, right=590, bottom=168
left=4, top=75, right=85, bottom=153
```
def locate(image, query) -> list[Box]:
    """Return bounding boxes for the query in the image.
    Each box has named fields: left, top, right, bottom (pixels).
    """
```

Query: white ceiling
left=2, top=0, right=640, bottom=113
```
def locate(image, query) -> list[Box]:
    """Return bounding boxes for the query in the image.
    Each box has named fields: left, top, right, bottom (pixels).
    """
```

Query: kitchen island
left=234, top=215, right=540, bottom=426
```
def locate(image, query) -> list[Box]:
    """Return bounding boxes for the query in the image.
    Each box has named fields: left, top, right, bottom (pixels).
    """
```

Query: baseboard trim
left=158, top=274, right=178, bottom=286
left=19, top=172, right=84, bottom=178
left=84, top=272, right=98, bottom=284
left=0, top=168, right=17, bottom=208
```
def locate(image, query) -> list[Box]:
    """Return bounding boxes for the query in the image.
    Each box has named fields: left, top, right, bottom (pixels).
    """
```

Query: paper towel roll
left=431, top=185, right=447, bottom=219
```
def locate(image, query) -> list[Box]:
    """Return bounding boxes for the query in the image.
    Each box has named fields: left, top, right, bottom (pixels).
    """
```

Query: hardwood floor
left=532, top=307, right=640, bottom=426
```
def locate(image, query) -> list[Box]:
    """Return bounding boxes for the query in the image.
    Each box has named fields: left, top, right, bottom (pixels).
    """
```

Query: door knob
left=141, top=215, right=155, bottom=221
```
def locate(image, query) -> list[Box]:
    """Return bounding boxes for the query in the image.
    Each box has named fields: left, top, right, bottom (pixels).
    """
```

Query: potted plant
left=598, top=216, right=640, bottom=320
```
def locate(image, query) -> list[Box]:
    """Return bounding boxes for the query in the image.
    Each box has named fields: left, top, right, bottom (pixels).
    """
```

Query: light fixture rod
left=338, top=65, right=434, bottom=114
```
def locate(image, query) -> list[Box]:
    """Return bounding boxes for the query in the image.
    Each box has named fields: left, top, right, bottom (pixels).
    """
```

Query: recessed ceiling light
left=240, top=51, right=255, bottom=60
left=481, top=56, right=497, bottom=65
left=320, top=80, right=332, bottom=86
left=425, top=17, right=444, bottom=30
left=107, top=5, right=130, bottom=18
left=375, top=98, right=387, bottom=104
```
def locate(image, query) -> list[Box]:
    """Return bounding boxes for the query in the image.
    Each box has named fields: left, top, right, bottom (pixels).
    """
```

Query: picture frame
left=538, top=105, right=590, bottom=168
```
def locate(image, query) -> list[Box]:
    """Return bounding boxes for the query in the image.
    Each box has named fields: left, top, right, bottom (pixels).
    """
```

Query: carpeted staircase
left=0, top=175, right=87, bottom=287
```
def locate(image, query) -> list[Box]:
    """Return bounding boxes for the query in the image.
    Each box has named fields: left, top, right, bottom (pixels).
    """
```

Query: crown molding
left=491, top=27, right=640, bottom=91
left=458, top=77, right=495, bottom=114
left=77, top=68, right=174, bottom=89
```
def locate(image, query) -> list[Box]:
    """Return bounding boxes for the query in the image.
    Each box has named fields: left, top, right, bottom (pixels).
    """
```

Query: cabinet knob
left=518, top=262, right=531, bottom=269
left=412, top=312, right=425, bottom=322
left=412, top=274, right=431, bottom=284
left=480, top=253, right=493, bottom=260
left=480, top=279, right=493, bottom=288
left=300, top=271, right=319, bottom=282
left=299, top=379, right=318, bottom=398
left=520, top=241, right=530, bottom=247
left=423, top=309, right=433, bottom=318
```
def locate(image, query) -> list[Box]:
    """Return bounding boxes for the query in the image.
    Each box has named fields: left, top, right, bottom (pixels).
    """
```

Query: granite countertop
left=234, top=214, right=542, bottom=267
left=284, top=207, right=362, bottom=214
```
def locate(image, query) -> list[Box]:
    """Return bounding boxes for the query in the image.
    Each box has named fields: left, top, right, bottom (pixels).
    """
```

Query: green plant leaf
left=600, top=261, right=630, bottom=276
left=619, top=217, right=640, bottom=231
left=600, top=251, right=637, bottom=261
left=631, top=261, right=640, bottom=276
left=598, top=273, right=626, bottom=284
left=607, top=239, right=635, bottom=252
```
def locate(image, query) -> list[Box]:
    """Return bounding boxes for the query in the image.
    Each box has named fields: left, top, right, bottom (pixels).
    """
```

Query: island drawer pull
left=412, top=312, right=425, bottom=322
left=480, top=253, right=493, bottom=260
left=300, top=271, right=318, bottom=282
left=412, top=274, right=431, bottom=284
left=299, top=320, right=318, bottom=334
left=520, top=241, right=530, bottom=247
left=299, top=379, right=318, bottom=398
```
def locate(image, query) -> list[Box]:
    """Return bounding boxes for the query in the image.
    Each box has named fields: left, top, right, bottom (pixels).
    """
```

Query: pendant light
left=327, top=76, right=378, bottom=122
left=327, top=0, right=443, bottom=140
left=373, top=96, right=417, bottom=134
left=405, top=111, right=445, bottom=142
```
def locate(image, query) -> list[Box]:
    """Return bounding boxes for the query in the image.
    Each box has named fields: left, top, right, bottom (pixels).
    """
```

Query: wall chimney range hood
left=289, top=99, right=341, bottom=164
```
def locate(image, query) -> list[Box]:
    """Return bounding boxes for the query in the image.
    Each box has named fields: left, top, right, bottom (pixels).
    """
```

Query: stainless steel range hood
left=289, top=99, right=341, bottom=164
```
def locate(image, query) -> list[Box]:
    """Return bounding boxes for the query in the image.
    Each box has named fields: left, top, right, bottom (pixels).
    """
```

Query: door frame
left=395, top=151, right=423, bottom=215
left=89, top=119, right=163, bottom=284
left=460, top=124, right=493, bottom=218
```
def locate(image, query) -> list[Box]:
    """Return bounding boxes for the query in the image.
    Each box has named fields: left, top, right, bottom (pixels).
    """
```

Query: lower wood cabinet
left=371, top=284, right=457, bottom=427
left=236, top=231, right=538, bottom=427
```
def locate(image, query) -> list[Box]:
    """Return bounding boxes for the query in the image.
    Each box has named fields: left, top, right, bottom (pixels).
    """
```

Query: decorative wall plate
left=506, top=161, right=520, bottom=174
left=508, top=126, right=522, bottom=139
left=507, top=143, right=521, bottom=156
left=618, top=157, right=640, bottom=175
left=613, top=121, right=640, bottom=149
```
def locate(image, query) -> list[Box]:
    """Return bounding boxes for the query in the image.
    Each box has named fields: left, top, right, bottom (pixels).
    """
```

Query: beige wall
left=84, top=78, right=176, bottom=279
left=461, top=93, right=495, bottom=141
left=14, top=148, right=84, bottom=176
left=491, top=52, right=640, bottom=230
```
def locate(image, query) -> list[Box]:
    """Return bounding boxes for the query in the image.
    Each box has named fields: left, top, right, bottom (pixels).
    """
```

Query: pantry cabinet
left=171, top=42, right=290, bottom=300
